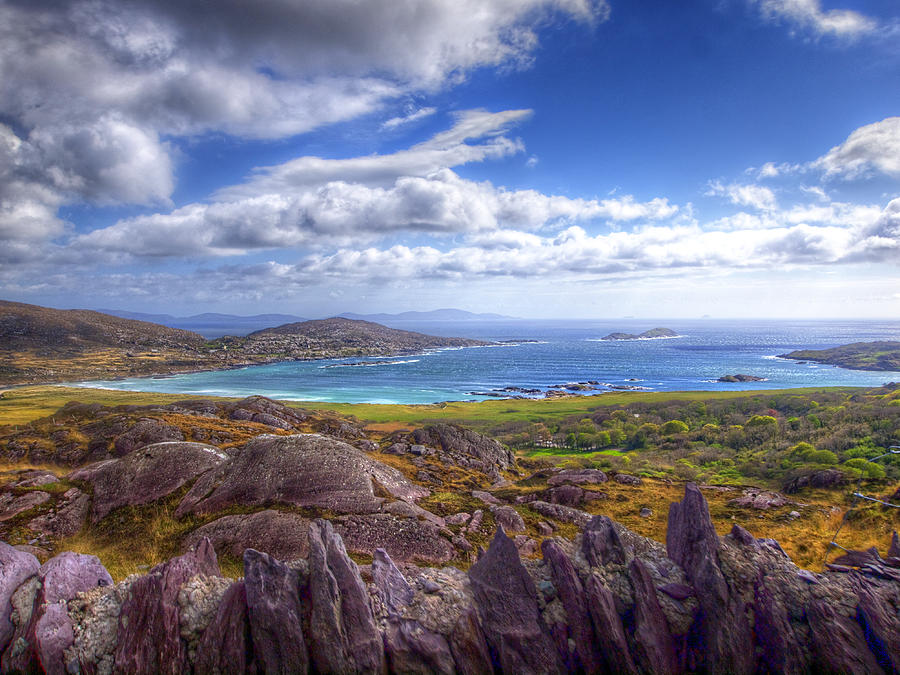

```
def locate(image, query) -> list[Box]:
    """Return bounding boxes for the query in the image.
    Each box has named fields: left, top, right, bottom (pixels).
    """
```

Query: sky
left=1, top=0, right=899, bottom=320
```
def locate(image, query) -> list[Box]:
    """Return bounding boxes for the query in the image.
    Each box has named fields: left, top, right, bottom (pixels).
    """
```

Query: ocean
left=66, top=319, right=900, bottom=404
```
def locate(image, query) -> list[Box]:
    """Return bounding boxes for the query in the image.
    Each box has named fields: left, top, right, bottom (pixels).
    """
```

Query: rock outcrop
left=2, top=485, right=900, bottom=674
left=388, top=424, right=516, bottom=482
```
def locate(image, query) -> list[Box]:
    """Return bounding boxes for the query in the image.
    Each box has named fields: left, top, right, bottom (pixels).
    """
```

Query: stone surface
left=728, top=488, right=789, bottom=510
left=113, top=417, right=185, bottom=456
left=628, top=558, right=680, bottom=674
left=307, top=519, right=384, bottom=674
left=114, top=539, right=219, bottom=674
left=0, top=491, right=50, bottom=522
left=193, top=580, right=251, bottom=675
left=69, top=441, right=227, bottom=522
left=614, top=473, right=642, bottom=486
left=547, top=484, right=584, bottom=506
left=528, top=500, right=592, bottom=527
left=243, top=548, right=308, bottom=674
left=401, top=424, right=516, bottom=482
left=183, top=510, right=310, bottom=561
left=0, top=541, right=39, bottom=653
left=468, top=528, right=564, bottom=674
left=583, top=514, right=630, bottom=566
left=783, top=468, right=847, bottom=493
left=27, top=488, right=89, bottom=538
left=335, top=514, right=456, bottom=564
left=183, top=433, right=427, bottom=516
left=490, top=505, right=525, bottom=533
left=546, top=468, right=607, bottom=486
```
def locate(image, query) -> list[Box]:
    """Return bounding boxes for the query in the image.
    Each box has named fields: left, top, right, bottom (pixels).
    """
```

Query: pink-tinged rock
left=547, top=484, right=584, bottom=506
left=448, top=608, right=494, bottom=675
left=629, top=558, right=680, bottom=675
left=541, top=539, right=603, bottom=673
left=3, top=551, right=112, bottom=675
left=184, top=433, right=427, bottom=516
left=752, top=575, right=807, bottom=675
left=194, top=581, right=251, bottom=675
left=468, top=528, right=564, bottom=674
left=182, top=510, right=310, bottom=561
left=114, top=538, right=219, bottom=674
left=490, top=505, right=525, bottom=533
left=529, top=501, right=592, bottom=528
left=666, top=483, right=719, bottom=577
left=243, top=548, right=308, bottom=674
left=113, top=417, right=184, bottom=456
left=584, top=574, right=638, bottom=674
left=728, top=489, right=788, bottom=510
left=851, top=574, right=900, bottom=672
left=372, top=548, right=413, bottom=615
left=583, top=514, right=630, bottom=566
left=890, top=531, right=900, bottom=559
left=384, top=619, right=456, bottom=675
left=27, top=487, right=90, bottom=538
left=0, top=491, right=50, bottom=522
left=806, top=595, right=885, bottom=674
left=334, top=514, right=456, bottom=565
left=614, top=473, right=642, bottom=486
left=547, top=468, right=607, bottom=486
left=0, top=541, right=39, bottom=653
left=69, top=441, right=228, bottom=522
left=307, top=519, right=384, bottom=674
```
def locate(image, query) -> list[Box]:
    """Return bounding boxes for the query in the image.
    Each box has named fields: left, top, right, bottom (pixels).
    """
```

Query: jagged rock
left=614, top=473, right=642, bottom=486
left=583, top=514, right=630, bottom=566
left=183, top=510, right=311, bottom=561
left=468, top=528, right=564, bottom=673
left=514, top=536, right=539, bottom=556
left=0, top=542, right=39, bottom=653
left=335, top=514, right=456, bottom=565
left=3, top=551, right=112, bottom=675
left=751, top=573, right=807, bottom=674
left=529, top=501, right=592, bottom=527
left=851, top=573, right=900, bottom=672
left=783, top=469, right=847, bottom=493
left=10, top=471, right=58, bottom=488
left=629, top=558, right=680, bottom=674
left=667, top=483, right=754, bottom=674
left=113, top=417, right=185, bottom=455
left=243, top=548, right=308, bottom=673
left=401, top=424, right=515, bottom=482
left=193, top=581, right=251, bottom=675
left=537, top=521, right=554, bottom=536
left=177, top=574, right=233, bottom=665
left=445, top=512, right=471, bottom=526
left=0, top=491, right=50, bottom=522
left=490, top=505, right=525, bottom=533
left=65, top=579, right=133, bottom=675
left=891, top=531, right=900, bottom=559
left=372, top=548, right=414, bottom=615
left=541, top=539, right=603, bottom=673
left=27, top=488, right=89, bottom=538
left=383, top=500, right=446, bottom=527
left=832, top=546, right=883, bottom=568
left=182, top=434, right=427, bottom=516
left=307, top=519, right=384, bottom=674
left=466, top=509, right=484, bottom=534
left=584, top=574, right=638, bottom=673
left=114, top=539, right=219, bottom=674
left=546, top=468, right=607, bottom=486
left=806, top=595, right=885, bottom=674
left=69, top=441, right=228, bottom=522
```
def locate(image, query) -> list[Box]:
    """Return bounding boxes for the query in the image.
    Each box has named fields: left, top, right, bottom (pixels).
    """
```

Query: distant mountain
left=338, top=308, right=514, bottom=322
left=99, top=309, right=306, bottom=336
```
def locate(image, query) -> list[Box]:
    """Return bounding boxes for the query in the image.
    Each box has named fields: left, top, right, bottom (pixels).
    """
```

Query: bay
left=65, top=319, right=900, bottom=404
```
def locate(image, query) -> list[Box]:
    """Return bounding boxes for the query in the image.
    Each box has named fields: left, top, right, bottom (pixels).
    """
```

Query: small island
left=601, top=327, right=679, bottom=341
left=778, top=341, right=900, bottom=372
left=717, top=374, right=767, bottom=383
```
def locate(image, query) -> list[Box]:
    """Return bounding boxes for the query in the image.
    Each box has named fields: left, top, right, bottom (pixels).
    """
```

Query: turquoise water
left=65, top=319, right=900, bottom=404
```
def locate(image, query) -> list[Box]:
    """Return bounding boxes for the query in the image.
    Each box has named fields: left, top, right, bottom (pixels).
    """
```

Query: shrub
left=661, top=419, right=689, bottom=435
left=844, top=457, right=886, bottom=479
left=805, top=449, right=838, bottom=465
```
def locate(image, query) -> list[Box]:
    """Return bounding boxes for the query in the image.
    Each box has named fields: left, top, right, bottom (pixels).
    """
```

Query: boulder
left=226, top=395, right=307, bottom=430
left=113, top=418, right=184, bottom=456
left=69, top=442, right=228, bottom=522
left=728, top=489, right=789, bottom=510
left=490, top=505, right=525, bottom=533
left=0, top=542, right=39, bottom=653
left=529, top=501, right=592, bottom=528
left=806, top=595, right=885, bottom=674
left=547, top=484, right=584, bottom=506
left=27, top=488, right=90, bottom=538
left=614, top=473, right=642, bottom=486
left=783, top=469, right=847, bottom=493
left=403, top=424, right=515, bottom=481
left=182, top=434, right=427, bottom=516
left=0, top=491, right=50, bottom=522
left=183, top=510, right=311, bottom=561
left=546, top=468, right=607, bottom=486
left=114, top=539, right=219, bottom=674
left=242, top=548, right=308, bottom=673
left=468, top=528, right=564, bottom=673
left=307, top=519, right=384, bottom=674
left=371, top=548, right=413, bottom=615
left=583, top=515, right=630, bottom=567
left=334, top=514, right=456, bottom=565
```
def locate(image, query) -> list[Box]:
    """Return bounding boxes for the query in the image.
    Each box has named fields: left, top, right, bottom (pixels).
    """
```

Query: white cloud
left=750, top=0, right=878, bottom=38
left=382, top=107, right=438, bottom=130
left=707, top=181, right=778, bottom=210
left=814, top=117, right=900, bottom=179
left=74, top=112, right=680, bottom=259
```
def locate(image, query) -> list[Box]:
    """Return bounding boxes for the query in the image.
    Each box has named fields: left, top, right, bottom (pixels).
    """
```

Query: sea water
left=65, top=319, right=900, bottom=404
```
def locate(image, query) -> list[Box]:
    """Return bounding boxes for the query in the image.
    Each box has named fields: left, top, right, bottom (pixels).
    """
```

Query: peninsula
left=778, top=340, right=900, bottom=372
left=0, top=300, right=488, bottom=386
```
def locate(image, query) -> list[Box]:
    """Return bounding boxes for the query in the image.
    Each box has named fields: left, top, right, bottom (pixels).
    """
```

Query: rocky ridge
left=2, top=484, right=899, bottom=673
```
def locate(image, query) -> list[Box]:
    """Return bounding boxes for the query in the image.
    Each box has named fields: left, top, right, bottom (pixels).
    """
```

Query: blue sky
left=1, top=0, right=898, bottom=319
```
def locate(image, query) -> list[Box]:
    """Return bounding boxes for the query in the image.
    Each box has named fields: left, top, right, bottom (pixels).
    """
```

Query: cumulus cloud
left=0, top=0, right=607, bottom=248
left=706, top=181, right=778, bottom=211
left=74, top=112, right=679, bottom=258
left=814, top=117, right=900, bottom=178
left=750, top=0, right=878, bottom=38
